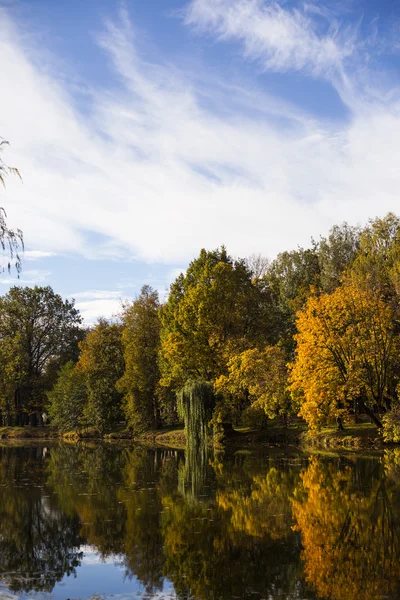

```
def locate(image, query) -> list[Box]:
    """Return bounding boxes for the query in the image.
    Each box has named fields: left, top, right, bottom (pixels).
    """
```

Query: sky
left=1, top=0, right=400, bottom=323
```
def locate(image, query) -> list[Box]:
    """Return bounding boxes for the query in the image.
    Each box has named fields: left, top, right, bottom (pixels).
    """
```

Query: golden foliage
left=292, top=457, right=400, bottom=600
left=290, top=277, right=398, bottom=429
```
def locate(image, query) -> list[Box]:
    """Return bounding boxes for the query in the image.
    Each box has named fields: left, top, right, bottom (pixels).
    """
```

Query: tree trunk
left=336, top=417, right=345, bottom=430
left=354, top=398, right=360, bottom=424
left=359, top=398, right=383, bottom=429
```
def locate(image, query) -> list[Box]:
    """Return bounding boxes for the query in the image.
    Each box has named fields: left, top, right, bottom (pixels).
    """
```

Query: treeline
left=2, top=212, right=400, bottom=437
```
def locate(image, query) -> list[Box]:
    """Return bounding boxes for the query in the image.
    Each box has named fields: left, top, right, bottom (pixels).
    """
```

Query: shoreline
left=0, top=419, right=389, bottom=452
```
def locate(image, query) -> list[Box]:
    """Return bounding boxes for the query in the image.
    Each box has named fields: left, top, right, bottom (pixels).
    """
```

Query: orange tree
left=290, top=277, right=399, bottom=429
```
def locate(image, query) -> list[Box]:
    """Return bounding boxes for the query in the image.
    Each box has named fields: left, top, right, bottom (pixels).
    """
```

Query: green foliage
left=177, top=380, right=215, bottom=449
left=317, top=222, right=360, bottom=292
left=117, top=286, right=162, bottom=434
left=47, top=362, right=87, bottom=432
left=79, top=319, right=124, bottom=433
left=159, top=247, right=277, bottom=392
left=0, top=286, right=82, bottom=424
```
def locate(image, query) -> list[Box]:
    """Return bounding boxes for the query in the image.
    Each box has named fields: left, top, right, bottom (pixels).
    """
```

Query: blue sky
left=1, top=0, right=400, bottom=322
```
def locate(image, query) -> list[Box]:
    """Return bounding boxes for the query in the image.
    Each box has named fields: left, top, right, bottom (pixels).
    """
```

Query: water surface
left=0, top=444, right=400, bottom=600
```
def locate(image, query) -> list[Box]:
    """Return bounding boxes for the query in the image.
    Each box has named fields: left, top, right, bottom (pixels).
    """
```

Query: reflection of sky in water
left=0, top=547, right=176, bottom=600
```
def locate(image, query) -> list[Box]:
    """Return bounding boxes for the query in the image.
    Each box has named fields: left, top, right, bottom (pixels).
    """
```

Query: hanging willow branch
left=177, top=380, right=215, bottom=450
left=177, top=380, right=216, bottom=497
left=0, top=139, right=23, bottom=274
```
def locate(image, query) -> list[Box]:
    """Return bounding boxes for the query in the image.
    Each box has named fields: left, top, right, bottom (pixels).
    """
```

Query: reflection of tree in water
left=3, top=444, right=400, bottom=600
left=46, top=444, right=127, bottom=555
left=177, top=381, right=215, bottom=499
left=118, top=446, right=169, bottom=594
left=0, top=446, right=83, bottom=593
left=178, top=442, right=211, bottom=499
left=292, top=456, right=400, bottom=600
left=162, top=452, right=315, bottom=600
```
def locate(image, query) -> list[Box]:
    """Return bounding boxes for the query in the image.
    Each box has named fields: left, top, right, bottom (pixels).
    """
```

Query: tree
left=0, top=286, right=82, bottom=425
left=159, top=247, right=276, bottom=392
left=117, top=285, right=162, bottom=434
left=290, top=277, right=399, bottom=429
left=0, top=139, right=23, bottom=275
left=216, top=345, right=293, bottom=424
left=263, top=245, right=321, bottom=355
left=318, top=222, right=360, bottom=293
left=352, top=213, right=400, bottom=298
left=245, top=253, right=270, bottom=280
left=78, top=319, right=124, bottom=433
left=47, top=362, right=87, bottom=432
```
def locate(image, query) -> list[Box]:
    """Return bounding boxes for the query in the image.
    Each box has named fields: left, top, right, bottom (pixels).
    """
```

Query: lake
left=0, top=443, right=399, bottom=600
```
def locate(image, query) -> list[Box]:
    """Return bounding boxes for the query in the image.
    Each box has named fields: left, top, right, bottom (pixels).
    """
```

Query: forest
left=2, top=211, right=400, bottom=442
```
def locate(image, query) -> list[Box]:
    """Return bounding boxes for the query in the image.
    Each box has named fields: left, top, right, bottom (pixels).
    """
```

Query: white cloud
left=184, top=0, right=355, bottom=78
left=0, top=268, right=51, bottom=286
left=1, top=3, right=400, bottom=277
left=73, top=290, right=125, bottom=300
left=74, top=299, right=123, bottom=324
left=24, top=250, right=57, bottom=260
left=72, top=290, right=132, bottom=324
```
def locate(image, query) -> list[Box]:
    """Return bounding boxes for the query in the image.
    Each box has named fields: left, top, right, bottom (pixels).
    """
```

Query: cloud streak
left=1, top=1, right=400, bottom=285
left=185, top=0, right=356, bottom=78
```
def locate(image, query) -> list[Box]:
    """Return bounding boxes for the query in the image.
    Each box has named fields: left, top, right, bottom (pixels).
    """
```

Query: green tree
left=0, top=286, right=82, bottom=425
left=216, top=345, right=293, bottom=425
left=78, top=319, right=124, bottom=433
left=263, top=245, right=321, bottom=355
left=351, top=213, right=400, bottom=298
left=318, top=222, right=361, bottom=292
left=159, top=247, right=276, bottom=392
left=47, top=362, right=87, bottom=432
left=117, top=285, right=162, bottom=434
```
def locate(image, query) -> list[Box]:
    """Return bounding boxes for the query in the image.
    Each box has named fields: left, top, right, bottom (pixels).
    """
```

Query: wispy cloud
left=1, top=1, right=400, bottom=284
left=184, top=0, right=356, bottom=78
left=24, top=250, right=57, bottom=260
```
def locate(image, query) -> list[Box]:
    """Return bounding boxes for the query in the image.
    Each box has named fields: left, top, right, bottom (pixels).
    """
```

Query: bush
left=382, top=405, right=400, bottom=443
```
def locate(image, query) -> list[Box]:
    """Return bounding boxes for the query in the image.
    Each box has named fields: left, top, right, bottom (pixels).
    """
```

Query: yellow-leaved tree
left=290, top=277, right=398, bottom=429
left=215, top=345, right=293, bottom=424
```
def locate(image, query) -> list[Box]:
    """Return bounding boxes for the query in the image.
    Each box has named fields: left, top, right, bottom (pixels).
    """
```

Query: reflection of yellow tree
left=292, top=457, right=400, bottom=600
left=161, top=454, right=309, bottom=600
left=217, top=466, right=295, bottom=540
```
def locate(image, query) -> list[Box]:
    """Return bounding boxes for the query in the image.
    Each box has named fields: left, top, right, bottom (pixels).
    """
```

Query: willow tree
left=178, top=381, right=215, bottom=448
left=0, top=139, right=23, bottom=274
left=177, top=381, right=215, bottom=495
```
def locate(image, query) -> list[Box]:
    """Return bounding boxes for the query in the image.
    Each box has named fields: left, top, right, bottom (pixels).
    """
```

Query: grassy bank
left=300, top=421, right=383, bottom=451
left=0, top=418, right=385, bottom=452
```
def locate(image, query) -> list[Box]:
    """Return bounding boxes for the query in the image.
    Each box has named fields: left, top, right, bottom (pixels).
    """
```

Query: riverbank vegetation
left=2, top=212, right=400, bottom=445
